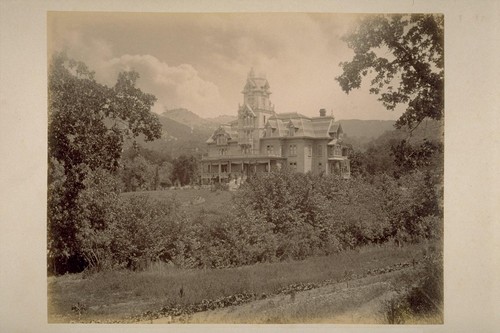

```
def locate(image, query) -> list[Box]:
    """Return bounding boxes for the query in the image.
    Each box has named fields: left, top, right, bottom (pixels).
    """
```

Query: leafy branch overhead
left=48, top=52, right=162, bottom=174
left=336, top=14, right=444, bottom=130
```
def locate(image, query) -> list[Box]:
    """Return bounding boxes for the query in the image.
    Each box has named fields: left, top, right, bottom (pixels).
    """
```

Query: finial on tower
left=248, top=67, right=255, bottom=78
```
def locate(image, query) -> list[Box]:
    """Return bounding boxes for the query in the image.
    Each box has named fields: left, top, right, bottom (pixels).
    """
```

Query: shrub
left=110, top=194, right=186, bottom=270
left=384, top=254, right=443, bottom=323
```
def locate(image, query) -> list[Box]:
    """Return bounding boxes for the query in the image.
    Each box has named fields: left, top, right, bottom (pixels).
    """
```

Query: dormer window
left=216, top=135, right=228, bottom=145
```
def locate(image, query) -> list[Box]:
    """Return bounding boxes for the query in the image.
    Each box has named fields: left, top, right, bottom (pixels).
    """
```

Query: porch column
left=218, top=163, right=221, bottom=183
left=268, top=160, right=271, bottom=172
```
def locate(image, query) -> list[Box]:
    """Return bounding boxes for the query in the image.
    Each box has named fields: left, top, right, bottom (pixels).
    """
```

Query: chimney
left=319, top=108, right=326, bottom=117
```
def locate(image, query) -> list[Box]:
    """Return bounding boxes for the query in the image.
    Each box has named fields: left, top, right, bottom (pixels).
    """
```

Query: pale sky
left=48, top=12, right=404, bottom=121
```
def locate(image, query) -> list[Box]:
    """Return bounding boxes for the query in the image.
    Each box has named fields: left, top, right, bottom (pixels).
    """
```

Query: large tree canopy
left=336, top=14, right=444, bottom=131
left=48, top=52, right=162, bottom=174
left=48, top=52, right=162, bottom=272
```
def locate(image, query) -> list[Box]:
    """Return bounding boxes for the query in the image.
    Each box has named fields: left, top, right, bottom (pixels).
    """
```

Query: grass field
left=48, top=242, right=439, bottom=323
left=120, top=188, right=233, bottom=215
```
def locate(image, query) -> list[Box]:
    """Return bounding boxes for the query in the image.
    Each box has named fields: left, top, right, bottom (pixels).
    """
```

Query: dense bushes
left=234, top=169, right=442, bottom=259
left=49, top=166, right=442, bottom=274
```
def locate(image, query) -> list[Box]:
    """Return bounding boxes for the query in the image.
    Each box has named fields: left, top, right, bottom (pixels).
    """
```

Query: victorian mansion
left=200, top=69, right=350, bottom=185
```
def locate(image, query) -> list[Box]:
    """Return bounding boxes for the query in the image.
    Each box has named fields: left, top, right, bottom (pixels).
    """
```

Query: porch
left=200, top=155, right=287, bottom=185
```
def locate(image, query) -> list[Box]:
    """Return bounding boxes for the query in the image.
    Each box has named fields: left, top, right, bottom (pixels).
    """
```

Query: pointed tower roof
left=248, top=67, right=255, bottom=79
left=243, top=68, right=271, bottom=93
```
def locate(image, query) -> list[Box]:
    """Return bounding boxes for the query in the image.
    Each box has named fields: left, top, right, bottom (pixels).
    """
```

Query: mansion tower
left=200, top=69, right=350, bottom=185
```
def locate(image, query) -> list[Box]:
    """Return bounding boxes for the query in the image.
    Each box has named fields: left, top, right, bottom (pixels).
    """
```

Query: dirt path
left=147, top=268, right=412, bottom=324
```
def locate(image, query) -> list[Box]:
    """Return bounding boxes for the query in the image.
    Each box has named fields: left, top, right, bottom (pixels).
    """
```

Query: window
left=266, top=145, right=274, bottom=155
left=217, top=135, right=227, bottom=145
left=334, top=145, right=342, bottom=156
left=317, top=144, right=322, bottom=157
left=289, top=162, right=297, bottom=171
left=289, top=144, right=297, bottom=156
left=244, top=115, right=254, bottom=126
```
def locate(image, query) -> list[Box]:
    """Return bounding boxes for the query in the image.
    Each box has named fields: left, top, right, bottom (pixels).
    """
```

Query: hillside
left=207, top=114, right=238, bottom=125
left=338, top=119, right=396, bottom=140
left=372, top=119, right=444, bottom=146
left=124, top=114, right=214, bottom=157
left=134, top=108, right=438, bottom=158
left=162, top=108, right=236, bottom=129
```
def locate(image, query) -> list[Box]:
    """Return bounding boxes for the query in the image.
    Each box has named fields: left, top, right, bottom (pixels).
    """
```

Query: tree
left=48, top=52, right=162, bottom=273
left=121, top=155, right=156, bottom=192
left=170, top=155, right=199, bottom=186
left=336, top=14, right=443, bottom=131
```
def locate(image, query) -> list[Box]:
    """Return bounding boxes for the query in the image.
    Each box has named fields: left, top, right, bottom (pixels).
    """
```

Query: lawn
left=48, top=241, right=439, bottom=323
left=120, top=188, right=233, bottom=215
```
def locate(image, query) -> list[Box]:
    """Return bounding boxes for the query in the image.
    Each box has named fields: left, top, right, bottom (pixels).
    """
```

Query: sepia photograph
left=46, top=12, right=444, bottom=324
left=1, top=1, right=499, bottom=332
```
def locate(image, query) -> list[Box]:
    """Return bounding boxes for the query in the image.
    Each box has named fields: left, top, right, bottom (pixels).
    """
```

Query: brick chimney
left=319, top=108, right=326, bottom=117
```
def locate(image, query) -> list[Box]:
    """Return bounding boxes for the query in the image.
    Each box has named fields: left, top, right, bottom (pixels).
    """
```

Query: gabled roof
left=206, top=124, right=238, bottom=144
left=329, top=122, right=343, bottom=134
left=271, top=112, right=309, bottom=120
left=311, top=118, right=333, bottom=137
left=263, top=112, right=344, bottom=139
left=327, top=139, right=338, bottom=146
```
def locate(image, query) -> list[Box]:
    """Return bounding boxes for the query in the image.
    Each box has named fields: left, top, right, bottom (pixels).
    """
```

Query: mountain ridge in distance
left=162, top=108, right=397, bottom=140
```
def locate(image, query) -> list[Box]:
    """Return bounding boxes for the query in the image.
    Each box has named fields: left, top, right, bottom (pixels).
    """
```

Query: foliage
left=120, top=155, right=157, bottom=192
left=346, top=119, right=443, bottom=178
left=384, top=253, right=443, bottom=324
left=75, top=168, right=123, bottom=271
left=119, top=145, right=174, bottom=191
left=374, top=171, right=442, bottom=243
left=337, top=14, right=444, bottom=130
left=75, top=177, right=188, bottom=272
left=232, top=169, right=442, bottom=259
left=110, top=195, right=186, bottom=270
left=391, top=139, right=443, bottom=176
left=47, top=52, right=162, bottom=274
left=170, top=154, right=199, bottom=186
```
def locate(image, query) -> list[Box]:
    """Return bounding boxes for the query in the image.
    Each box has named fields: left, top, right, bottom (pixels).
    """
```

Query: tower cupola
left=242, top=68, right=273, bottom=112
